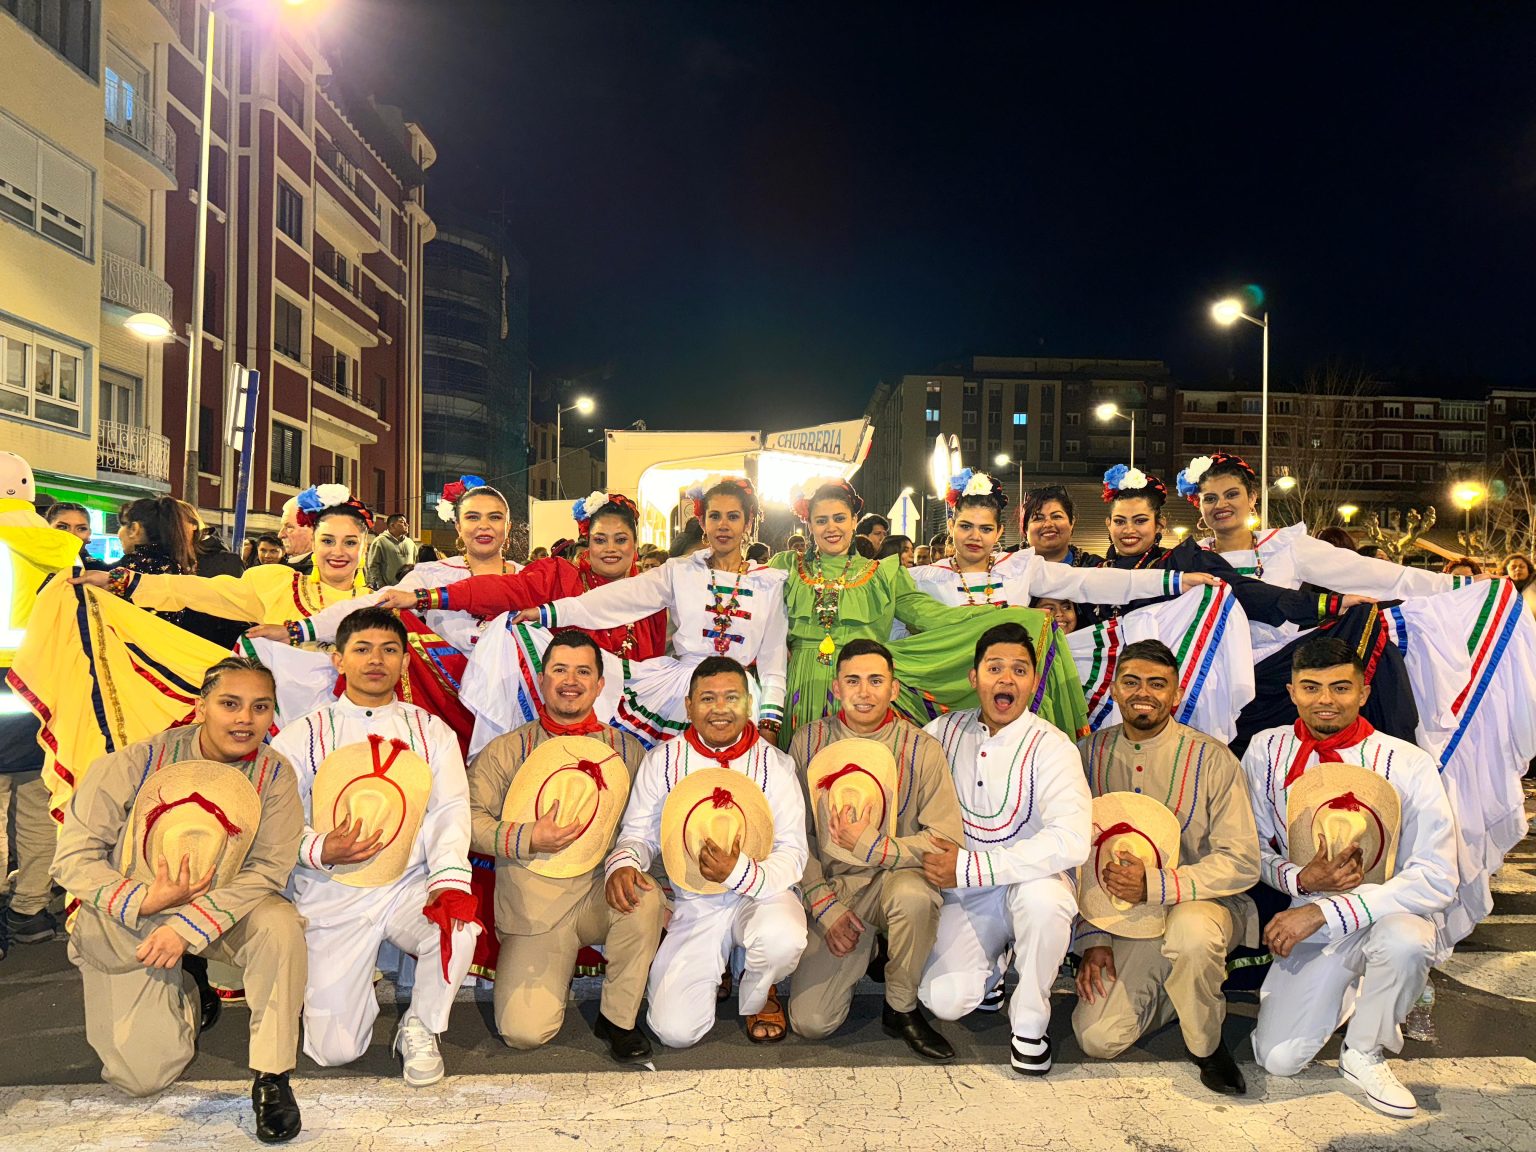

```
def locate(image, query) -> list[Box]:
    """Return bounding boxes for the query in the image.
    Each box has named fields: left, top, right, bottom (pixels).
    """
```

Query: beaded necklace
left=798, top=550, right=869, bottom=664
left=955, top=553, right=1001, bottom=606
left=579, top=556, right=637, bottom=656
left=706, top=554, right=749, bottom=656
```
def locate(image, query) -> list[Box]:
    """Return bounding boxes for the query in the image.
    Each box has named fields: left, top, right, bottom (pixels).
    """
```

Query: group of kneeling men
left=57, top=606, right=1455, bottom=1142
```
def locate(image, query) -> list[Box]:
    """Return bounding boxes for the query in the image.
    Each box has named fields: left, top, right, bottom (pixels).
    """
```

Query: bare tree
left=1485, top=441, right=1536, bottom=559
left=1269, top=363, right=1378, bottom=533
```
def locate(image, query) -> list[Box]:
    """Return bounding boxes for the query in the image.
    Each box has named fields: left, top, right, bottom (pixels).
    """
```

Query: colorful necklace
left=957, top=554, right=1001, bottom=606
left=799, top=551, right=858, bottom=664
left=708, top=556, right=749, bottom=656
left=579, top=557, right=637, bottom=656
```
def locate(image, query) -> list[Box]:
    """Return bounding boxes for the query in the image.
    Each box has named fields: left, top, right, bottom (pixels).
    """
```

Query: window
left=102, top=202, right=144, bottom=263
left=277, top=62, right=305, bottom=127
left=375, top=373, right=387, bottom=421
left=1184, top=396, right=1204, bottom=413
left=1064, top=412, right=1080, bottom=427
left=333, top=350, right=350, bottom=393
left=1493, top=399, right=1506, bottom=414
left=1412, top=464, right=1433, bottom=482
left=98, top=368, right=139, bottom=426
left=1152, top=386, right=1166, bottom=400
left=1151, top=412, right=1166, bottom=426
left=2, top=0, right=95, bottom=76
left=0, top=111, right=93, bottom=255
left=1065, top=439, right=1081, bottom=454
left=1383, top=402, right=1403, bottom=419
left=198, top=404, right=216, bottom=473
left=924, top=407, right=939, bottom=423
left=273, top=295, right=304, bottom=362
left=1413, top=434, right=1433, bottom=451
left=374, top=467, right=386, bottom=511
left=270, top=422, right=303, bottom=487
left=963, top=383, right=977, bottom=396
left=1271, top=398, right=1294, bottom=415
left=1242, top=397, right=1260, bottom=415
left=0, top=318, right=85, bottom=430
left=276, top=179, right=303, bottom=244
left=962, top=437, right=976, bottom=453
left=1382, top=433, right=1402, bottom=450
left=1151, top=440, right=1166, bottom=454
left=1381, top=463, right=1403, bottom=480
left=1012, top=412, right=1027, bottom=426
left=1413, top=404, right=1433, bottom=420
left=962, top=410, right=977, bottom=425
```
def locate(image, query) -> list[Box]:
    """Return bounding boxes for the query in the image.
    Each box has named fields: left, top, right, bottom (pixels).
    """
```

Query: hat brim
left=1287, top=763, right=1401, bottom=886
left=125, top=760, right=262, bottom=891
left=661, top=768, right=774, bottom=895
left=501, top=735, right=631, bottom=879
left=1078, top=792, right=1181, bottom=940
left=312, top=741, right=433, bottom=887
left=806, top=738, right=899, bottom=867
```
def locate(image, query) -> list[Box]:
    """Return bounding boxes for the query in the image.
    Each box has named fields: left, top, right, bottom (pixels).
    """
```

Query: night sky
left=333, top=1, right=1536, bottom=431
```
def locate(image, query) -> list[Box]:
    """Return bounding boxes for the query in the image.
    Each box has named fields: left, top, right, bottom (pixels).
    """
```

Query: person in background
left=638, top=551, right=666, bottom=573
left=928, top=531, right=952, bottom=561
left=239, top=538, right=255, bottom=567
left=1356, top=544, right=1388, bottom=560
left=746, top=541, right=772, bottom=563
left=1502, top=554, right=1533, bottom=604
left=45, top=501, right=107, bottom=569
left=913, top=544, right=932, bottom=566
left=852, top=535, right=878, bottom=560
left=367, top=514, right=419, bottom=589
left=857, top=514, right=891, bottom=554
left=417, top=544, right=441, bottom=564
left=1442, top=557, right=1480, bottom=578
left=183, top=504, right=251, bottom=650
left=1022, top=485, right=1103, bottom=567
left=668, top=519, right=704, bottom=559
left=1031, top=595, right=1078, bottom=634
left=785, top=533, right=808, bottom=556
left=278, top=496, right=314, bottom=575
left=528, top=546, right=550, bottom=563
left=112, top=498, right=200, bottom=632
left=878, top=534, right=915, bottom=568
left=1314, top=527, right=1356, bottom=551
left=252, top=534, right=286, bottom=567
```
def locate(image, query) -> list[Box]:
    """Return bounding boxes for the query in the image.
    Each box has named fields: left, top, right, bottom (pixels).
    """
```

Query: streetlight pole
left=181, top=5, right=219, bottom=502
left=1211, top=299, right=1272, bottom=528
left=1093, top=405, right=1135, bottom=471
left=995, top=453, right=1024, bottom=544
left=555, top=396, right=596, bottom=500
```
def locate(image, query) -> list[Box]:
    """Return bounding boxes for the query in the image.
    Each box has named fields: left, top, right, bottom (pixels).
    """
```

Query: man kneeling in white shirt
left=919, top=621, right=1092, bottom=1075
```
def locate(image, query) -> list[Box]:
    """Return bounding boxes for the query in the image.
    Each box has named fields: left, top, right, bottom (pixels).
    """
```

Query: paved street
left=2, top=786, right=1533, bottom=1150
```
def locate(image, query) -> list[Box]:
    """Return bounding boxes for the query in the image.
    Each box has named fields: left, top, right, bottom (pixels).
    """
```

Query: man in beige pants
left=1073, top=640, right=1260, bottom=1096
left=788, top=639, right=964, bottom=1060
left=52, top=657, right=306, bottom=1143
left=468, top=631, right=662, bottom=1062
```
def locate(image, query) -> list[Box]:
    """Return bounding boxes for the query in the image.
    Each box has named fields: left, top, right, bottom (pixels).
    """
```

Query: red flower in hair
left=693, top=476, right=756, bottom=523
left=442, top=480, right=467, bottom=504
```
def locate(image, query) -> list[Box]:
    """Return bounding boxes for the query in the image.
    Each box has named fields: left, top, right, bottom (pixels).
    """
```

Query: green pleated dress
left=768, top=551, right=1088, bottom=749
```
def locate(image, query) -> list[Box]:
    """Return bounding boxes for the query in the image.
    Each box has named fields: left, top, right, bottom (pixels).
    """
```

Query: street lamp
left=1451, top=482, right=1487, bottom=535
left=124, top=312, right=173, bottom=341
left=1338, top=503, right=1360, bottom=526
left=556, top=395, right=596, bottom=500
left=1211, top=296, right=1271, bottom=529
left=994, top=453, right=1024, bottom=543
left=1094, top=402, right=1135, bottom=470
left=1273, top=474, right=1297, bottom=492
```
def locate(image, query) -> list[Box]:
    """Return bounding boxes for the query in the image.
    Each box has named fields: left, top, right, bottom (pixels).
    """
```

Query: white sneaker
left=394, top=1016, right=445, bottom=1087
left=1339, top=1043, right=1417, bottom=1118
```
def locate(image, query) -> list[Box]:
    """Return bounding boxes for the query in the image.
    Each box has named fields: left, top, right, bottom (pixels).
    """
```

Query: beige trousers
left=1072, top=899, right=1237, bottom=1060
left=0, top=770, right=55, bottom=915
left=493, top=877, right=664, bottom=1049
left=790, top=869, right=941, bottom=1037
left=71, top=894, right=307, bottom=1096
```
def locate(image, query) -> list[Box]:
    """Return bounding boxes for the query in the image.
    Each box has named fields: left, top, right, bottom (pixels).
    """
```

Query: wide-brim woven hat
left=661, top=767, right=774, bottom=896
left=1078, top=791, right=1181, bottom=940
left=1287, top=762, right=1400, bottom=886
left=501, top=735, right=631, bottom=878
left=124, top=760, right=262, bottom=891
left=805, top=737, right=898, bottom=867
left=312, top=735, right=433, bottom=888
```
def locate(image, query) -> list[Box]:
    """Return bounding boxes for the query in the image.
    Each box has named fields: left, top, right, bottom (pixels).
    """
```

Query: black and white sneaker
left=1009, top=1033, right=1052, bottom=1076
left=976, top=983, right=1007, bottom=1012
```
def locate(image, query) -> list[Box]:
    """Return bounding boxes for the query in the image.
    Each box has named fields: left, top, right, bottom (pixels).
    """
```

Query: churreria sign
left=764, top=419, right=872, bottom=464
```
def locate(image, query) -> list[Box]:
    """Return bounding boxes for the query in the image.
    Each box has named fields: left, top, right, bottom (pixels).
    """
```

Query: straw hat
left=1286, top=763, right=1400, bottom=886
left=805, top=738, right=898, bottom=866
left=661, top=768, right=774, bottom=896
left=124, top=760, right=262, bottom=891
left=311, top=735, right=433, bottom=887
left=500, top=735, right=631, bottom=878
left=1078, top=792, right=1182, bottom=940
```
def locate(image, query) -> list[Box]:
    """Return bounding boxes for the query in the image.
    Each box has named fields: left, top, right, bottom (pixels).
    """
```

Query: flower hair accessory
left=573, top=491, right=638, bottom=535
left=1101, top=465, right=1161, bottom=504
left=945, top=468, right=1008, bottom=516
left=295, top=484, right=375, bottom=529
left=1175, top=451, right=1254, bottom=507
left=687, top=474, right=757, bottom=523
left=435, top=474, right=488, bottom=524
left=792, top=477, right=863, bottom=523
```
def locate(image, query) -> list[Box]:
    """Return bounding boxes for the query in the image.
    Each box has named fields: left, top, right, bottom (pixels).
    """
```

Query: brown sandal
left=717, top=968, right=734, bottom=1002
left=746, top=983, right=787, bottom=1043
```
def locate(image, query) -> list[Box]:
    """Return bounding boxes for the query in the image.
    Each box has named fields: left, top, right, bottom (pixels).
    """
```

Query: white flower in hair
left=1120, top=468, right=1148, bottom=490
left=315, top=482, right=351, bottom=508
left=1185, top=456, right=1214, bottom=485
left=962, top=473, right=994, bottom=497
left=584, top=491, right=610, bottom=515
left=435, top=498, right=456, bottom=524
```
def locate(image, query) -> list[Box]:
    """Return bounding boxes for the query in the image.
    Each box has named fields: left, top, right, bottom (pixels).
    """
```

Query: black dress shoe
left=881, top=1003, right=954, bottom=1062
left=1187, top=1041, right=1247, bottom=1095
left=252, top=1072, right=302, bottom=1144
left=593, top=1011, right=653, bottom=1064
left=183, top=955, right=221, bottom=1033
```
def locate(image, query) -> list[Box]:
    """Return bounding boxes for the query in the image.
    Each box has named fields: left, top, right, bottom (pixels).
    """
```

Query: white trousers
left=646, top=890, right=807, bottom=1049
left=1253, top=912, right=1434, bottom=1076
left=919, top=873, right=1075, bottom=1039
left=297, top=873, right=480, bottom=1067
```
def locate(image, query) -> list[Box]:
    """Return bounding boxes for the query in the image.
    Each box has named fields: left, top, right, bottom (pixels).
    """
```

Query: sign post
left=228, top=367, right=261, bottom=548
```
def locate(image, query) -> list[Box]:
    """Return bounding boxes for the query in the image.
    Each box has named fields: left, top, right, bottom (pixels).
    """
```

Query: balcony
left=312, top=360, right=381, bottom=417
left=97, top=420, right=172, bottom=485
left=101, top=251, right=173, bottom=319
left=104, top=75, right=177, bottom=190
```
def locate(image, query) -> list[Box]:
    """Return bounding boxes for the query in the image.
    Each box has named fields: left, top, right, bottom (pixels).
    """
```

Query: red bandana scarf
left=1286, top=716, right=1375, bottom=787
left=684, top=721, right=760, bottom=767
left=537, top=705, right=606, bottom=737
left=837, top=709, right=897, bottom=732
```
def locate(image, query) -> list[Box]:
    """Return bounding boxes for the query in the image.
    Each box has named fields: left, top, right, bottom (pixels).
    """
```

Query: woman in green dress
left=769, top=479, right=1087, bottom=749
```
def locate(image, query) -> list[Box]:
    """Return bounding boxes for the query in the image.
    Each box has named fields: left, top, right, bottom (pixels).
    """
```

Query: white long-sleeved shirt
left=910, top=550, right=1179, bottom=610
left=924, top=708, right=1091, bottom=889
left=1241, top=723, right=1458, bottom=946
left=605, top=730, right=808, bottom=906
left=537, top=552, right=789, bottom=723
left=1204, top=523, right=1468, bottom=661
left=296, top=557, right=516, bottom=652
left=270, top=695, right=474, bottom=901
